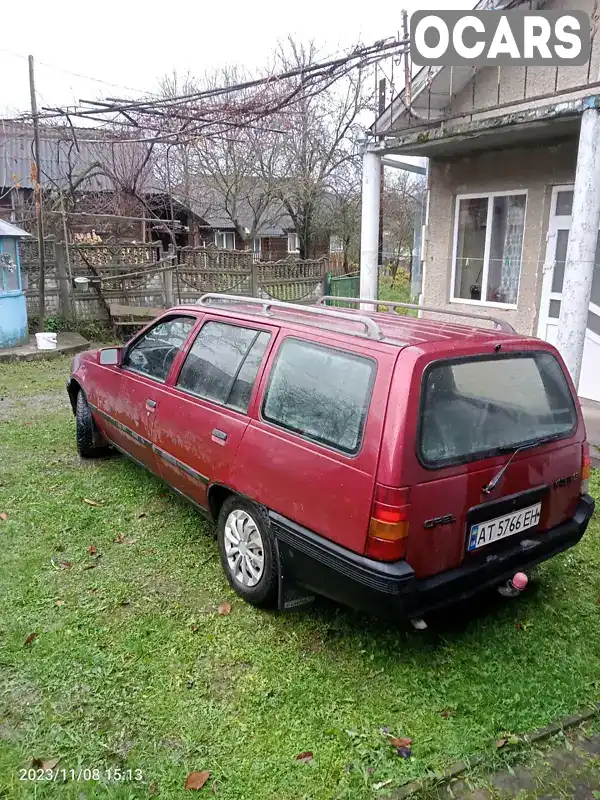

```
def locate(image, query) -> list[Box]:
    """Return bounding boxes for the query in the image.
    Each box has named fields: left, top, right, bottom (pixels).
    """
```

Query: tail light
left=366, top=484, right=410, bottom=562
left=582, top=442, right=592, bottom=494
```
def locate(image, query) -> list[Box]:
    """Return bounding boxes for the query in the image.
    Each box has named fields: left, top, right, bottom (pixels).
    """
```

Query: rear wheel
left=76, top=391, right=108, bottom=459
left=217, top=496, right=278, bottom=608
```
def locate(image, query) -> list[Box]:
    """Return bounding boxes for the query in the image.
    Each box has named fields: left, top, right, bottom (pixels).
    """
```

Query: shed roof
left=0, top=219, right=31, bottom=237
left=0, top=121, right=154, bottom=193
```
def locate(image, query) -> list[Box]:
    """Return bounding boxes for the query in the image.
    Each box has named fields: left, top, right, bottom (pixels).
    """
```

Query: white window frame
left=287, top=232, right=300, bottom=253
left=329, top=235, right=344, bottom=253
left=450, top=189, right=528, bottom=310
left=253, top=237, right=262, bottom=253
left=215, top=231, right=235, bottom=250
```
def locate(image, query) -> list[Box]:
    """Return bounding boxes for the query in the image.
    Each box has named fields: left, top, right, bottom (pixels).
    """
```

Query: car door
left=152, top=316, right=277, bottom=508
left=231, top=333, right=391, bottom=554
left=100, top=314, right=198, bottom=470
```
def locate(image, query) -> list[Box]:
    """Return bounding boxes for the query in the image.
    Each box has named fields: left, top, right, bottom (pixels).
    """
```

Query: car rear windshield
left=419, top=352, right=577, bottom=467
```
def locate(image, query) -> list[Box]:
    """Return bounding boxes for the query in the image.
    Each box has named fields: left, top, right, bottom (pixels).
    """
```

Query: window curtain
left=500, top=200, right=525, bottom=305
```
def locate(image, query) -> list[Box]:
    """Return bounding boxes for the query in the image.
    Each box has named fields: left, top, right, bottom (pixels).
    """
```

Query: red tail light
left=366, top=484, right=410, bottom=562
left=582, top=442, right=592, bottom=493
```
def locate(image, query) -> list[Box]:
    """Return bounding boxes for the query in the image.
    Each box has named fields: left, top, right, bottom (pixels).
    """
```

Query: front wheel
left=75, top=391, right=109, bottom=459
left=217, top=496, right=278, bottom=608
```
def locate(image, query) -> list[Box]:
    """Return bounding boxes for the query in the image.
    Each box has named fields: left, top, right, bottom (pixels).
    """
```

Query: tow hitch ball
left=497, top=572, right=528, bottom=598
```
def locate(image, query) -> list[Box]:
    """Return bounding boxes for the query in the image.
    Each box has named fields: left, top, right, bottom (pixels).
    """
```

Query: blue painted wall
left=0, top=292, right=28, bottom=348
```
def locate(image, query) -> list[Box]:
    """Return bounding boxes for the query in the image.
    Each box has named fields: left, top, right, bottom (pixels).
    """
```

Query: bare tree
left=267, top=38, right=374, bottom=259
left=326, top=156, right=362, bottom=272
left=382, top=170, right=426, bottom=276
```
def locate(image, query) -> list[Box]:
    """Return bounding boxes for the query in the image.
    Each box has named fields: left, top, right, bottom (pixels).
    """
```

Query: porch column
left=359, top=146, right=381, bottom=305
left=556, top=106, right=600, bottom=388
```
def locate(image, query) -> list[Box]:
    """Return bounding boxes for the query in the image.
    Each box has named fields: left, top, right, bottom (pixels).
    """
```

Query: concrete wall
left=423, top=138, right=578, bottom=334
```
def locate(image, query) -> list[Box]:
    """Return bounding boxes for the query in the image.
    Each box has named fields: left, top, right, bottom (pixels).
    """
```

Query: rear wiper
left=481, top=435, right=560, bottom=495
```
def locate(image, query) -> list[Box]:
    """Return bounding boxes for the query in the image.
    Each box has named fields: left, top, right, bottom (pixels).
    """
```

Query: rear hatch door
left=406, top=351, right=582, bottom=579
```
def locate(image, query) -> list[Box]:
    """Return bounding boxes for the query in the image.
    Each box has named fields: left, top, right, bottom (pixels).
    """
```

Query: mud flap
left=275, top=538, right=316, bottom=612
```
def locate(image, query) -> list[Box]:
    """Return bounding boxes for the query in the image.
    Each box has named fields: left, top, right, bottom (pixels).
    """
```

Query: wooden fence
left=21, top=240, right=329, bottom=321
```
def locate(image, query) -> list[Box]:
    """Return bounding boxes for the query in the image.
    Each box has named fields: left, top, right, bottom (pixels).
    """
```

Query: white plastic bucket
left=35, top=332, right=57, bottom=350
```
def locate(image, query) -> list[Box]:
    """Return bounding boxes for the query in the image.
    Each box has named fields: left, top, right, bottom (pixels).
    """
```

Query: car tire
left=76, top=391, right=108, bottom=459
left=217, top=496, right=278, bottom=608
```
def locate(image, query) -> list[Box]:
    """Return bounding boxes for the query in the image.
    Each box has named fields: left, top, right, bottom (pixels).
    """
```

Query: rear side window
left=419, top=352, right=577, bottom=467
left=262, top=338, right=376, bottom=454
left=177, top=322, right=270, bottom=412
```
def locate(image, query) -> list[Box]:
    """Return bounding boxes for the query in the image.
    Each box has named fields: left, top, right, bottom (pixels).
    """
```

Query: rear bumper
left=271, top=494, right=595, bottom=617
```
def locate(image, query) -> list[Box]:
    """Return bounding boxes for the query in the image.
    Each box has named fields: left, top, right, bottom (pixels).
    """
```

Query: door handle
left=146, top=399, right=157, bottom=411
left=211, top=428, right=228, bottom=443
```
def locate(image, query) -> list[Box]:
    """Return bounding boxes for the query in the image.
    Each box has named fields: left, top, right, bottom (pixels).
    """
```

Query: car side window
left=176, top=321, right=271, bottom=412
left=123, top=316, right=196, bottom=382
left=262, top=338, right=376, bottom=455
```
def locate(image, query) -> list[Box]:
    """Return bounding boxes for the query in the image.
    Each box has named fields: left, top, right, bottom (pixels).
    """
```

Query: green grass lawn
left=0, top=356, right=599, bottom=799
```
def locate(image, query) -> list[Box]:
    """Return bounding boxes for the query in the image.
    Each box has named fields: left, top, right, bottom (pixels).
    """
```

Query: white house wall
left=432, top=0, right=600, bottom=128
left=424, top=139, right=578, bottom=334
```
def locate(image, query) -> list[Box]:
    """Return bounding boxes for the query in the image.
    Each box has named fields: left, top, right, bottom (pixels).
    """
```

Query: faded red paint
left=71, top=303, right=588, bottom=581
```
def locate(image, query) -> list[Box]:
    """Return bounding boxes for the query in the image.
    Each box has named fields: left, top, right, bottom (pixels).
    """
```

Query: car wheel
left=76, top=391, right=108, bottom=459
left=217, top=496, right=278, bottom=608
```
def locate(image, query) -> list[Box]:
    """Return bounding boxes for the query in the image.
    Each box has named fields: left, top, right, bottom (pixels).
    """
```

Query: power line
left=0, top=46, right=147, bottom=94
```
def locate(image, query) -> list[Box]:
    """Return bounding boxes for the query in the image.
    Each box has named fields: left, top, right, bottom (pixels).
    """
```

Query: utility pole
left=28, top=55, right=46, bottom=332
left=378, top=77, right=386, bottom=269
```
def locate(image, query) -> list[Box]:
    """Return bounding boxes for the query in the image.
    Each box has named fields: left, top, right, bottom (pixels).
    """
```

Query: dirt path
left=0, top=391, right=70, bottom=422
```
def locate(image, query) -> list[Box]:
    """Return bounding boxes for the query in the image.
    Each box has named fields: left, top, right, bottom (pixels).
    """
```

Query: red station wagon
left=67, top=294, right=595, bottom=621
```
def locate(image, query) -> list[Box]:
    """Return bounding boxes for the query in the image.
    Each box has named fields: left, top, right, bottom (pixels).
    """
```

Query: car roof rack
left=316, top=296, right=516, bottom=333
left=196, top=293, right=385, bottom=341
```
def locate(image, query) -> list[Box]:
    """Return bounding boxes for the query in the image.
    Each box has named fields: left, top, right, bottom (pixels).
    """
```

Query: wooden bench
left=108, top=304, right=165, bottom=338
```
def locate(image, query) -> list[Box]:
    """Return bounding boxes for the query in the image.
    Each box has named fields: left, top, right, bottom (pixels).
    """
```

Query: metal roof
left=0, top=121, right=154, bottom=193
left=184, top=176, right=294, bottom=235
left=0, top=219, right=30, bottom=237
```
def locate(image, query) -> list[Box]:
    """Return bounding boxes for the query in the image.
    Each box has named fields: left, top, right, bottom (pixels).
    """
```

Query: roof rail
left=196, top=293, right=385, bottom=341
left=316, top=296, right=516, bottom=333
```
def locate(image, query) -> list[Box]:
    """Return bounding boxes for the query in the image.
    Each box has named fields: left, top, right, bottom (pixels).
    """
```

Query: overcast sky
left=0, top=0, right=476, bottom=117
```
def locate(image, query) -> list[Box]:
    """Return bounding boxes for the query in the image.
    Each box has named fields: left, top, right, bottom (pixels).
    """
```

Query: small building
left=0, top=220, right=30, bottom=348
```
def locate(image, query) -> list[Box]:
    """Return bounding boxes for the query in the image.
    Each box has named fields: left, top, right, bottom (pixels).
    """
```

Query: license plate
left=468, top=502, right=542, bottom=552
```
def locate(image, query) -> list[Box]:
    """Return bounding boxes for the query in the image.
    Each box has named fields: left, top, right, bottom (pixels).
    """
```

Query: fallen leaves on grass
left=59, top=560, right=72, bottom=570
left=389, top=737, right=412, bottom=748
left=83, top=563, right=99, bottom=571
left=55, top=600, right=64, bottom=607
left=31, top=757, right=59, bottom=771
left=24, top=633, right=38, bottom=646
left=440, top=709, right=455, bottom=718
left=0, top=512, right=7, bottom=521
left=114, top=533, right=136, bottom=545
left=496, top=738, right=507, bottom=749
left=190, top=624, right=200, bottom=633
left=516, top=620, right=533, bottom=632
left=88, top=544, right=97, bottom=555
left=295, top=751, right=314, bottom=764
left=184, top=770, right=211, bottom=790
left=83, top=498, right=101, bottom=507
left=138, top=512, right=147, bottom=519
left=217, top=602, right=231, bottom=616
left=373, top=779, right=393, bottom=791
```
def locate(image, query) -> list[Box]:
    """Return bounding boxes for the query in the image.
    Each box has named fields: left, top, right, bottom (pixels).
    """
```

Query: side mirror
left=98, top=347, right=122, bottom=366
